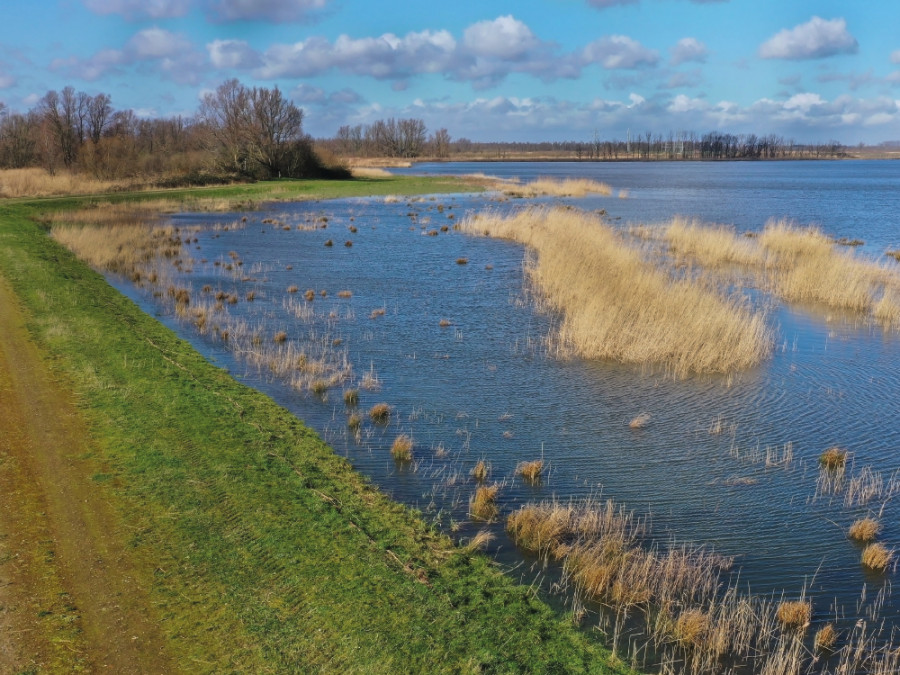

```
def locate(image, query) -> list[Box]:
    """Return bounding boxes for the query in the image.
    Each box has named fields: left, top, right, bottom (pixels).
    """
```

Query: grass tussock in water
left=462, top=206, right=772, bottom=376
left=775, top=600, right=811, bottom=630
left=848, top=517, right=880, bottom=542
left=469, top=485, right=499, bottom=522
left=861, top=543, right=894, bottom=571
left=390, top=434, right=414, bottom=462
left=820, top=446, right=847, bottom=470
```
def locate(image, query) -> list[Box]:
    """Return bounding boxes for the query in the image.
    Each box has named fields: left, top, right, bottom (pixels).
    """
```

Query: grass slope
left=0, top=178, right=633, bottom=674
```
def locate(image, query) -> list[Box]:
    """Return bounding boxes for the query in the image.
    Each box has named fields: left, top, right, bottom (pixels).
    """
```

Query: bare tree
left=87, top=93, right=112, bottom=144
left=431, top=128, right=451, bottom=158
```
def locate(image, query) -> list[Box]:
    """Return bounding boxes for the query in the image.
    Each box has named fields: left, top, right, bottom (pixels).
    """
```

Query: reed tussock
left=861, top=543, right=894, bottom=571
left=471, top=459, right=489, bottom=483
left=815, top=623, right=838, bottom=651
left=390, top=434, right=414, bottom=462
left=470, top=485, right=499, bottom=521
left=368, top=403, right=391, bottom=424
left=516, top=460, right=544, bottom=482
left=820, top=446, right=847, bottom=470
left=848, top=517, right=880, bottom=542
left=775, top=601, right=811, bottom=630
left=462, top=207, right=772, bottom=376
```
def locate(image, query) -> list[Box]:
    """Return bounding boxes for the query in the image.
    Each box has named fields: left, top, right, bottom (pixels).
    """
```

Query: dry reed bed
left=497, top=176, right=614, bottom=198
left=0, top=167, right=139, bottom=197
left=665, top=218, right=900, bottom=325
left=461, top=207, right=772, bottom=376
left=507, top=497, right=898, bottom=675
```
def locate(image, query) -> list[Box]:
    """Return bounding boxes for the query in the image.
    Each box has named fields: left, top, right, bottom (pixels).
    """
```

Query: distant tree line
left=323, top=122, right=846, bottom=161
left=0, top=79, right=347, bottom=184
left=328, top=120, right=452, bottom=159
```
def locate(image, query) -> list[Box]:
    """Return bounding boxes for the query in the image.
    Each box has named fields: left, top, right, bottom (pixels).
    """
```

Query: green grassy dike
left=0, top=177, right=636, bottom=674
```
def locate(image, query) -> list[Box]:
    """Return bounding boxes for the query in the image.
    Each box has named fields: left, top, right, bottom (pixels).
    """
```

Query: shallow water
left=112, top=161, right=899, bottom=669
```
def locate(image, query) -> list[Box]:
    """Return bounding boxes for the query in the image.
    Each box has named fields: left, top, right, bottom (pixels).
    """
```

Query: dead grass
left=665, top=218, right=765, bottom=268
left=820, top=446, right=847, bottom=470
left=498, top=176, right=613, bottom=198
left=390, top=434, right=414, bottom=462
left=337, top=290, right=352, bottom=298
left=674, top=609, right=710, bottom=647
left=462, top=207, right=772, bottom=376
left=848, top=517, right=880, bottom=542
left=471, top=460, right=489, bottom=483
left=0, top=167, right=138, bottom=198
left=516, top=460, right=544, bottom=483
left=343, top=389, right=359, bottom=407
left=815, top=623, right=838, bottom=651
left=469, top=485, right=499, bottom=521
left=368, top=403, right=391, bottom=424
left=775, top=601, right=811, bottom=630
left=861, top=543, right=894, bottom=571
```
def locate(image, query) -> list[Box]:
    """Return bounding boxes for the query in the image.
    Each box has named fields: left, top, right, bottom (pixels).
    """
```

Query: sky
left=1, top=0, right=899, bottom=144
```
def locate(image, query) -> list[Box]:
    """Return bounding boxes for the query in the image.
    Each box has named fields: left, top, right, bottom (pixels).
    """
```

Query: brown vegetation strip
left=0, top=275, right=173, bottom=673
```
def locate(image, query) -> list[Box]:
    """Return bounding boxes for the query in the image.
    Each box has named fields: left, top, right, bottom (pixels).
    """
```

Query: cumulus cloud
left=83, top=0, right=190, bottom=19
left=660, top=68, right=703, bottom=89
left=670, top=38, right=707, bottom=66
left=251, top=16, right=601, bottom=89
left=462, top=16, right=539, bottom=61
left=581, top=36, right=658, bottom=69
left=207, top=39, right=262, bottom=69
left=206, top=0, right=328, bottom=22
left=759, top=17, right=858, bottom=60
left=51, top=27, right=204, bottom=84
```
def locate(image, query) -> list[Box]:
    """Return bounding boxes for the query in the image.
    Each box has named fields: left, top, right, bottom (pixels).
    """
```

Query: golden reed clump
left=462, top=207, right=772, bottom=376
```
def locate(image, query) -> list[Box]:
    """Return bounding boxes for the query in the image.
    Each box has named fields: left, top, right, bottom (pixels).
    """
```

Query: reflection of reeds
left=462, top=207, right=772, bottom=376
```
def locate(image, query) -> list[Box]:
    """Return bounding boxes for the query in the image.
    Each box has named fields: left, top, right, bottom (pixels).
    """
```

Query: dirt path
left=0, top=274, right=174, bottom=674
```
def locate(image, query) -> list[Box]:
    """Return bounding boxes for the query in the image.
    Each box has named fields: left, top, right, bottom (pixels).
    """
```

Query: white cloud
left=670, top=38, right=708, bottom=66
left=661, top=68, right=703, bottom=89
left=128, top=27, right=190, bottom=59
left=207, top=39, right=262, bottom=69
left=51, top=28, right=204, bottom=85
left=83, top=0, right=190, bottom=19
left=462, top=16, right=539, bottom=61
left=255, top=16, right=588, bottom=89
left=759, top=17, right=858, bottom=60
left=206, top=0, right=328, bottom=22
left=668, top=94, right=707, bottom=113
left=582, top=36, right=658, bottom=69
left=891, top=50, right=900, bottom=64
left=0, top=73, right=15, bottom=88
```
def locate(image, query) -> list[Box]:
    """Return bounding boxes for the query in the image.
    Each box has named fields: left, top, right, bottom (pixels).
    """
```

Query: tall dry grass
left=462, top=207, right=772, bottom=376
left=666, top=217, right=900, bottom=324
left=0, top=167, right=139, bottom=198
left=498, top=177, right=613, bottom=198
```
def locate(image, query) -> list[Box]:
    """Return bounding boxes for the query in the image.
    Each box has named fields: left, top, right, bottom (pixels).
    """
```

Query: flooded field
left=101, top=162, right=899, bottom=672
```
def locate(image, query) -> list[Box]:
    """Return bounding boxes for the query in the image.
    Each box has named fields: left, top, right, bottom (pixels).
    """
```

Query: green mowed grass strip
left=0, top=179, right=635, bottom=674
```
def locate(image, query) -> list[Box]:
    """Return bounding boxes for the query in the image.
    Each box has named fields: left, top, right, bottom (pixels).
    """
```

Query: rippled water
left=112, top=161, right=900, bottom=667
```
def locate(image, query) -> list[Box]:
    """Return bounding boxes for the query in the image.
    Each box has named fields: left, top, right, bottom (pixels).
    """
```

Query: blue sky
left=2, top=0, right=899, bottom=143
